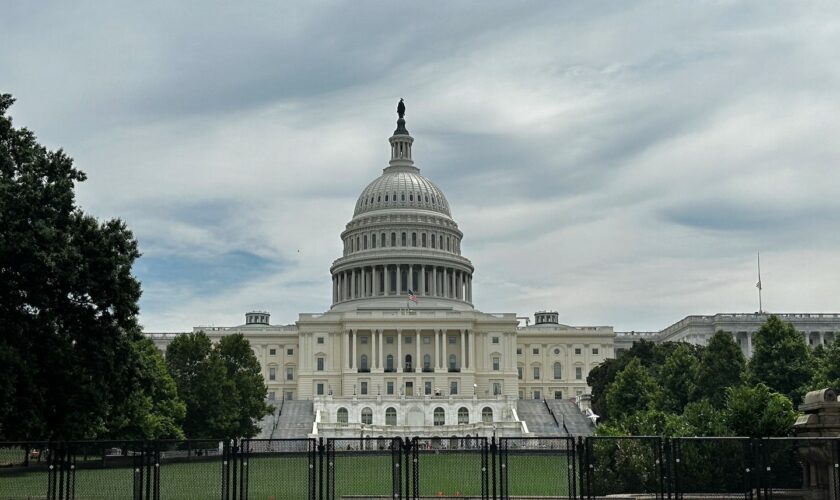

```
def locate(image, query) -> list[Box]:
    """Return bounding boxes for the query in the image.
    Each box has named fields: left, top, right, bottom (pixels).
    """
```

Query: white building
left=148, top=104, right=614, bottom=438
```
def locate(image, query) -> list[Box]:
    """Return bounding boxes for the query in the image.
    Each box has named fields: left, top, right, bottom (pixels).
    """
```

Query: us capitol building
left=150, top=104, right=615, bottom=438
left=148, top=103, right=840, bottom=438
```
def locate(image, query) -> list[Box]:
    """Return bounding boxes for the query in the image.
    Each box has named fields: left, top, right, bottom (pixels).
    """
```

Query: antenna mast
left=756, top=252, right=763, bottom=313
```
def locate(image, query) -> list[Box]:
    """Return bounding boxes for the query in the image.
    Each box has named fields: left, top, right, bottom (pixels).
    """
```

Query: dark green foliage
left=166, top=331, right=272, bottom=439
left=724, top=383, right=796, bottom=437
left=692, top=330, right=745, bottom=407
left=748, top=315, right=812, bottom=404
left=809, top=337, right=840, bottom=391
left=0, top=94, right=167, bottom=440
left=654, top=344, right=698, bottom=413
left=605, top=358, right=657, bottom=421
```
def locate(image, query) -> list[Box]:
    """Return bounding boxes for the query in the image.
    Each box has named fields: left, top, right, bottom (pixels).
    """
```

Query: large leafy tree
left=166, top=331, right=271, bottom=439
left=809, top=337, right=840, bottom=391
left=605, top=358, right=658, bottom=421
left=748, top=315, right=812, bottom=404
left=0, top=94, right=148, bottom=440
left=724, top=383, right=796, bottom=437
left=693, top=330, right=746, bottom=408
left=654, top=343, right=699, bottom=414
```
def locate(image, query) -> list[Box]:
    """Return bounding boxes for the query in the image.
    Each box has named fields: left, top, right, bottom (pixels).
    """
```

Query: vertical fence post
left=239, top=439, right=249, bottom=500
left=318, top=437, right=325, bottom=500
left=490, top=436, right=497, bottom=500
left=402, top=438, right=411, bottom=500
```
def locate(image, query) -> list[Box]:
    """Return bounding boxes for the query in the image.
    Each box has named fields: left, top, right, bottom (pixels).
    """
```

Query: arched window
left=439, top=235, right=443, bottom=249
left=401, top=232, right=406, bottom=246
left=449, top=354, right=457, bottom=371
left=401, top=192, right=405, bottom=201
left=337, top=407, right=348, bottom=424
left=482, top=407, right=493, bottom=423
left=405, top=354, right=413, bottom=372
left=360, top=354, right=368, bottom=371
left=361, top=407, right=373, bottom=425
left=386, top=354, right=394, bottom=372
left=446, top=237, right=450, bottom=251
left=391, top=233, right=396, bottom=247
left=371, top=235, right=376, bottom=249
left=423, top=354, right=431, bottom=371
left=458, top=407, right=469, bottom=424
left=385, top=407, right=397, bottom=426
left=431, top=234, right=436, bottom=248
left=412, top=233, right=417, bottom=246
left=554, top=362, right=562, bottom=380
left=434, top=407, right=445, bottom=426
left=422, top=233, right=427, bottom=247
left=385, top=194, right=389, bottom=202
left=409, top=193, right=413, bottom=201
left=363, top=235, right=368, bottom=249
left=356, top=237, right=360, bottom=251
left=381, top=233, right=386, bottom=247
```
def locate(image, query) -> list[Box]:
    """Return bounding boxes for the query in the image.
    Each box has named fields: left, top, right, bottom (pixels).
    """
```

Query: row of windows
left=352, top=353, right=462, bottom=372
left=361, top=190, right=441, bottom=208
left=516, top=347, right=599, bottom=356
left=268, top=367, right=295, bottom=381
left=268, top=348, right=295, bottom=356
left=336, top=406, right=493, bottom=426
left=344, top=231, right=460, bottom=254
left=517, top=363, right=585, bottom=380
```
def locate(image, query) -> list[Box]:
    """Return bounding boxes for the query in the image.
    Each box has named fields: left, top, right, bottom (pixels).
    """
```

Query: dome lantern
left=388, top=99, right=414, bottom=169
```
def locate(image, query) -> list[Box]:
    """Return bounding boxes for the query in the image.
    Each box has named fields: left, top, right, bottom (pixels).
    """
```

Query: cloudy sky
left=3, top=2, right=840, bottom=332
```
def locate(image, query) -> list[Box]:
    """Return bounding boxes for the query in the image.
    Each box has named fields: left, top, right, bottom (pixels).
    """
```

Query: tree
left=216, top=334, right=273, bottom=438
left=0, top=94, right=147, bottom=440
left=166, top=331, right=271, bottom=439
left=587, top=356, right=629, bottom=422
left=605, top=358, right=657, bottom=421
left=105, top=336, right=186, bottom=440
left=748, top=315, right=812, bottom=404
left=809, top=337, right=840, bottom=391
left=654, top=343, right=698, bottom=413
left=693, top=330, right=746, bottom=408
left=724, top=383, right=796, bottom=437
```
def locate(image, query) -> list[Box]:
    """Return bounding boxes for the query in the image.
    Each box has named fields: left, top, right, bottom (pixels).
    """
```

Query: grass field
left=0, top=452, right=572, bottom=499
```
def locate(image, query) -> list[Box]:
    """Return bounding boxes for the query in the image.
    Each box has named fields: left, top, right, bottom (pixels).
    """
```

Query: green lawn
left=0, top=452, right=571, bottom=499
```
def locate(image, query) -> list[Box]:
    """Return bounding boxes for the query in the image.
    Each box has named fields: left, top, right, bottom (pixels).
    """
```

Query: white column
left=420, top=265, right=426, bottom=296
left=431, top=267, right=437, bottom=296
left=378, top=330, right=384, bottom=369
left=434, top=329, right=440, bottom=370
left=460, top=330, right=466, bottom=371
left=820, top=332, right=825, bottom=346
left=443, top=268, right=448, bottom=297
left=350, top=330, right=355, bottom=369
left=397, top=330, right=403, bottom=372
left=469, top=331, right=476, bottom=370
left=415, top=331, right=421, bottom=372
left=350, top=269, right=356, bottom=299
left=408, top=264, right=413, bottom=293
left=747, top=332, right=753, bottom=357
left=396, top=264, right=402, bottom=295
left=344, top=330, right=350, bottom=370
left=373, top=266, right=379, bottom=296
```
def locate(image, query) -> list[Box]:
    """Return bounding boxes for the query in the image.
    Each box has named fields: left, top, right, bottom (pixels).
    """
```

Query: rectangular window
left=425, top=381, right=432, bottom=395
left=287, top=348, right=294, bottom=356
left=316, top=383, right=324, bottom=396
left=386, top=336, right=394, bottom=344
left=592, top=347, right=599, bottom=355
left=574, top=348, right=581, bottom=355
left=554, top=391, right=563, bottom=400
left=517, top=367, right=523, bottom=379
left=405, top=336, right=412, bottom=344
left=450, top=381, right=458, bottom=395
left=268, top=391, right=276, bottom=401
left=360, top=382, right=368, bottom=395
left=387, top=381, right=394, bottom=395
left=361, top=336, right=368, bottom=344
left=532, top=348, right=539, bottom=355
left=493, top=382, right=502, bottom=396
left=516, top=347, right=522, bottom=355
left=492, top=337, right=500, bottom=344
left=533, top=367, right=540, bottom=380
left=317, top=337, right=324, bottom=344
left=269, top=348, right=276, bottom=356
left=285, top=391, right=293, bottom=401
left=317, top=357, right=324, bottom=371
left=533, top=391, right=541, bottom=400
left=575, top=367, right=582, bottom=380
left=423, top=336, right=431, bottom=344
left=448, top=336, right=456, bottom=344
left=492, top=357, right=500, bottom=371
left=286, top=367, right=294, bottom=381
left=269, top=367, right=276, bottom=381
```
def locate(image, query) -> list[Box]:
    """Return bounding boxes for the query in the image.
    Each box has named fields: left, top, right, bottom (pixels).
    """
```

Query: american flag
left=408, top=289, right=418, bottom=302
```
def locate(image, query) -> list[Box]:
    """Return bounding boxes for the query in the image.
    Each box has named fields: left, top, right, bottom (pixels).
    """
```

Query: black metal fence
left=2, top=436, right=839, bottom=499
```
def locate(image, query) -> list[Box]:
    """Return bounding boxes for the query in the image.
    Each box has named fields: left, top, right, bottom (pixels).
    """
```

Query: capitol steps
left=259, top=400, right=315, bottom=439
left=545, top=399, right=594, bottom=436
left=515, top=400, right=564, bottom=435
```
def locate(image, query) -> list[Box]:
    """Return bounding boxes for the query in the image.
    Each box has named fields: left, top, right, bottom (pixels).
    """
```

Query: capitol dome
left=330, top=102, right=474, bottom=311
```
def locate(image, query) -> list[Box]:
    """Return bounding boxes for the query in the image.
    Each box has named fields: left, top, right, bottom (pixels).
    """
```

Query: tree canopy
left=0, top=94, right=180, bottom=440
left=748, top=315, right=812, bottom=404
left=692, top=330, right=745, bottom=407
left=166, top=331, right=272, bottom=439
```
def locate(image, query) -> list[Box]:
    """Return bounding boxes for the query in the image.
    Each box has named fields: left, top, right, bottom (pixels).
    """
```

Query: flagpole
left=756, top=252, right=763, bottom=314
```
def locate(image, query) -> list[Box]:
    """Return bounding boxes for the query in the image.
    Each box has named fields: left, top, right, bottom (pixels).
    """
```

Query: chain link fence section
left=326, top=437, right=401, bottom=500
left=63, top=440, right=147, bottom=500
left=497, top=437, right=575, bottom=500
left=758, top=437, right=840, bottom=500
left=240, top=438, right=315, bottom=500
left=0, top=441, right=54, bottom=499
left=584, top=436, right=666, bottom=500
left=409, top=436, right=488, bottom=500
left=671, top=437, right=754, bottom=500
left=154, top=439, right=229, bottom=500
